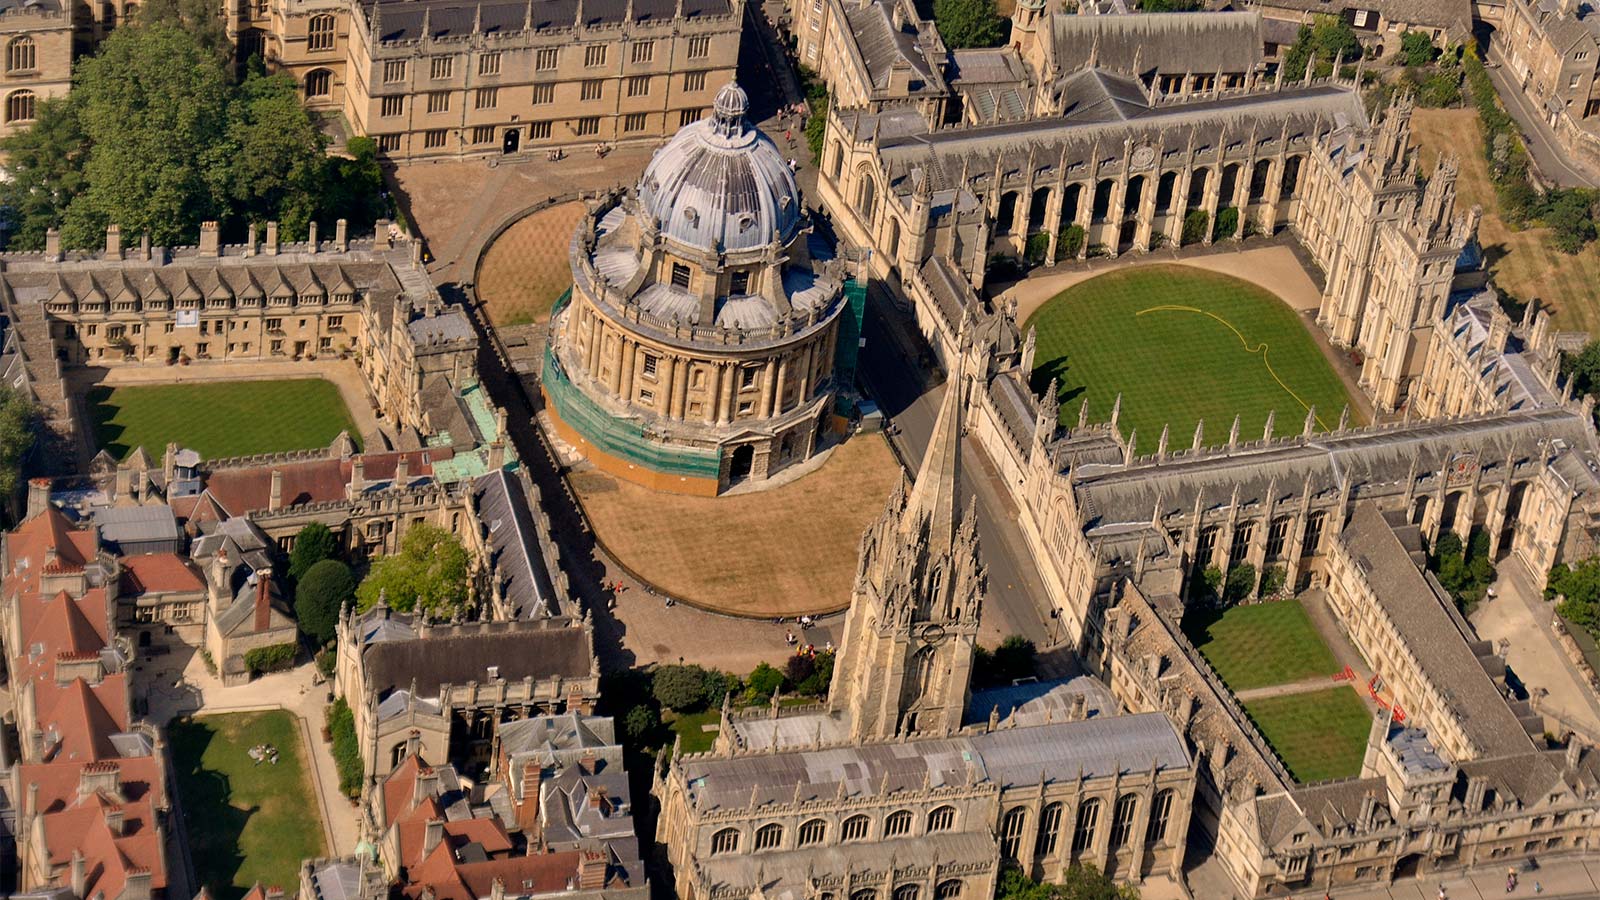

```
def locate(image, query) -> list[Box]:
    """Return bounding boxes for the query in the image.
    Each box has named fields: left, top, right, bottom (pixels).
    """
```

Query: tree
left=1543, top=188, right=1598, bottom=255
left=288, top=521, right=337, bottom=582
left=1398, top=30, right=1438, bottom=67
left=785, top=653, right=816, bottom=687
left=60, top=23, right=233, bottom=249
left=745, top=662, right=784, bottom=700
left=1057, top=223, right=1086, bottom=258
left=652, top=664, right=710, bottom=712
left=1223, top=562, right=1257, bottom=605
left=805, top=94, right=829, bottom=164
left=135, top=0, right=231, bottom=63
left=996, top=864, right=1139, bottom=900
left=623, top=704, right=660, bottom=745
left=295, top=558, right=355, bottom=647
left=1429, top=530, right=1497, bottom=612
left=219, top=69, right=331, bottom=240
left=0, top=97, right=87, bottom=251
left=0, top=387, right=38, bottom=502
left=1562, top=339, right=1600, bottom=399
left=354, top=522, right=472, bottom=616
left=974, top=635, right=1037, bottom=687
left=1282, top=16, right=1361, bottom=82
left=1180, top=210, right=1210, bottom=246
left=933, top=0, right=1007, bottom=49
left=1551, top=558, right=1600, bottom=637
left=1259, top=565, right=1288, bottom=599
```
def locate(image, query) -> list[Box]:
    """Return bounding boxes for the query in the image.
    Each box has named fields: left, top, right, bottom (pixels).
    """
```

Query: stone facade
left=652, top=349, right=1198, bottom=900
left=0, top=0, right=71, bottom=138
left=1498, top=0, right=1600, bottom=172
left=546, top=83, right=856, bottom=494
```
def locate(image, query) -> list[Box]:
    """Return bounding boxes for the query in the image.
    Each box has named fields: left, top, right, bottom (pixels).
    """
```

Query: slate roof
left=678, top=713, right=1188, bottom=811
left=1339, top=505, right=1536, bottom=759
left=474, top=469, right=562, bottom=619
left=363, top=621, right=593, bottom=697
left=842, top=0, right=945, bottom=94
left=92, top=505, right=179, bottom=548
left=1049, top=10, right=1262, bottom=76
left=363, top=0, right=733, bottom=42
left=1260, top=0, right=1474, bottom=37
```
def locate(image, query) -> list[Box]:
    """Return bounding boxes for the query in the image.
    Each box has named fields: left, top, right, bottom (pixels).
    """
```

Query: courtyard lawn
left=667, top=709, right=721, bottom=754
left=168, top=710, right=328, bottom=900
left=1245, top=687, right=1373, bottom=783
left=1183, top=600, right=1341, bottom=692
left=1023, top=265, right=1358, bottom=446
left=87, top=378, right=359, bottom=460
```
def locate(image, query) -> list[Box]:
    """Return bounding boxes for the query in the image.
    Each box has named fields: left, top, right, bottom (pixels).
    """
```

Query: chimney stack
left=254, top=566, right=274, bottom=633
left=199, top=221, right=220, bottom=257
left=394, top=454, right=410, bottom=486
left=245, top=222, right=258, bottom=257
left=265, top=221, right=280, bottom=256
left=307, top=221, right=319, bottom=254
left=269, top=469, right=283, bottom=510
left=577, top=851, right=607, bottom=890
left=335, top=218, right=349, bottom=252
left=70, top=850, right=87, bottom=897
left=106, top=225, right=123, bottom=260
left=26, top=477, right=49, bottom=519
left=44, top=227, right=60, bottom=262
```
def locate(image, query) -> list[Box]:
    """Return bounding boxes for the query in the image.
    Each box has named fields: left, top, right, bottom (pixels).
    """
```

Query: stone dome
left=637, top=82, right=803, bottom=254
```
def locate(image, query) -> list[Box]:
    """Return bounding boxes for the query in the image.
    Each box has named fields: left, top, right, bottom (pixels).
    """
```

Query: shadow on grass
left=166, top=717, right=263, bottom=900
left=83, top=386, right=131, bottom=460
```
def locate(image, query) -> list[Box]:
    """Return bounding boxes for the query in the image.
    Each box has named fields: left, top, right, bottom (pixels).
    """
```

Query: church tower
left=827, top=370, right=985, bottom=741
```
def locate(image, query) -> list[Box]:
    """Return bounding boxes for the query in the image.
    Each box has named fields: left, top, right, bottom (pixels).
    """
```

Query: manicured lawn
left=1245, top=687, right=1373, bottom=783
left=476, top=201, right=585, bottom=327
left=87, top=378, right=359, bottom=460
left=1183, top=600, right=1341, bottom=692
left=168, top=710, right=328, bottom=900
left=1022, top=265, right=1358, bottom=445
left=667, top=709, right=721, bottom=754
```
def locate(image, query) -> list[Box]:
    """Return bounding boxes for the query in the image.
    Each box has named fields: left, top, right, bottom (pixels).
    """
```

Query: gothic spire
left=902, top=371, right=963, bottom=548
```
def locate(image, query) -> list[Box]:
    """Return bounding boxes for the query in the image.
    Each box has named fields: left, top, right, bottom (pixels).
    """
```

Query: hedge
left=243, top=642, right=297, bottom=675
left=328, top=697, right=363, bottom=796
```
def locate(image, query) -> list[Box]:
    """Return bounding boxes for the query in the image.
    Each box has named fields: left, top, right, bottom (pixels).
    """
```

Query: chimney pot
left=105, top=225, right=123, bottom=260
left=265, top=222, right=280, bottom=256
left=199, top=221, right=220, bottom=257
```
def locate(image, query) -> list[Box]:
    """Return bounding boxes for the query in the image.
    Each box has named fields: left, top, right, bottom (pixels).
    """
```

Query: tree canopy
left=1429, top=530, right=1496, bottom=613
left=0, top=19, right=385, bottom=251
left=996, top=865, right=1140, bottom=900
left=288, top=521, right=337, bottom=583
left=933, top=0, right=1007, bottom=50
left=0, top=387, right=38, bottom=505
left=296, top=558, right=355, bottom=646
left=1282, top=16, right=1361, bottom=81
left=355, top=522, right=472, bottom=617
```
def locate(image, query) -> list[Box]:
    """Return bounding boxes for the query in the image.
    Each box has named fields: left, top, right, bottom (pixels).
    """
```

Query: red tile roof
left=200, top=449, right=449, bottom=517
left=119, top=553, right=204, bottom=596
left=402, top=846, right=585, bottom=900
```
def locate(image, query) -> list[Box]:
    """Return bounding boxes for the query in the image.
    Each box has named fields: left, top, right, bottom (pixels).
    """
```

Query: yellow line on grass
left=1135, top=304, right=1331, bottom=431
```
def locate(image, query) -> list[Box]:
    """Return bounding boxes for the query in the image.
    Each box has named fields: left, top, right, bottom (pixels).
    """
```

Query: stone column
left=620, top=340, right=639, bottom=402
left=1074, top=181, right=1093, bottom=259
left=586, top=313, right=603, bottom=374
left=706, top=365, right=722, bottom=424
left=1201, top=165, right=1223, bottom=246
left=658, top=351, right=676, bottom=416
left=1043, top=185, right=1065, bottom=265
left=760, top=359, right=778, bottom=418
left=774, top=355, right=790, bottom=415
left=672, top=358, right=691, bottom=418
left=718, top=362, right=736, bottom=424
left=1134, top=173, right=1160, bottom=252
left=1229, top=160, right=1250, bottom=239
left=1259, top=152, right=1287, bottom=234
left=1127, top=788, right=1154, bottom=882
left=1105, top=177, right=1127, bottom=258
left=608, top=335, right=626, bottom=395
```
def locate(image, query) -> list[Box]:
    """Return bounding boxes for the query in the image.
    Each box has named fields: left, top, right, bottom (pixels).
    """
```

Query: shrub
left=652, top=665, right=710, bottom=712
left=1543, top=188, right=1599, bottom=254
left=1180, top=209, right=1210, bottom=246
left=745, top=662, right=785, bottom=701
left=1223, top=563, right=1257, bottom=605
left=702, top=669, right=738, bottom=708
left=1057, top=223, right=1086, bottom=258
left=1259, top=566, right=1288, bottom=599
left=243, top=642, right=296, bottom=675
left=1212, top=207, right=1239, bottom=241
left=295, top=558, right=355, bottom=647
left=785, top=653, right=816, bottom=687
left=796, top=651, right=835, bottom=696
left=328, top=697, right=363, bottom=796
left=1429, top=530, right=1497, bottom=612
left=974, top=635, right=1037, bottom=687
left=315, top=646, right=337, bottom=679
left=1398, top=30, right=1438, bottom=67
left=1024, top=232, right=1051, bottom=266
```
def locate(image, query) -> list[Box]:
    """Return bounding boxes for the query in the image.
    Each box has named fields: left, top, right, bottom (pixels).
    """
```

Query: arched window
left=927, top=805, right=956, bottom=833
left=829, top=141, right=843, bottom=179
left=710, top=827, right=739, bottom=855
left=798, top=818, right=827, bottom=847
left=1035, top=801, right=1064, bottom=857
left=893, top=886, right=919, bottom=900
left=307, top=12, right=336, bottom=51
left=305, top=69, right=332, bottom=99
left=999, top=806, right=1027, bottom=860
left=912, top=646, right=936, bottom=703
left=1109, top=793, right=1139, bottom=850
left=1145, top=789, right=1175, bottom=844
left=6, top=36, right=34, bottom=73
left=856, top=175, right=877, bottom=225
left=884, top=809, right=913, bottom=837
left=1072, top=797, right=1101, bottom=855
left=851, top=891, right=877, bottom=900
left=5, top=89, right=34, bottom=123
left=754, top=823, right=783, bottom=851
left=934, top=881, right=962, bottom=900
left=841, top=814, right=870, bottom=842
left=388, top=741, right=408, bottom=767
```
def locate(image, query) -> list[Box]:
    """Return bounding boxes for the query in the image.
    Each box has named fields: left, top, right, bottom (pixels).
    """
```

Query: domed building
left=543, top=83, right=857, bottom=495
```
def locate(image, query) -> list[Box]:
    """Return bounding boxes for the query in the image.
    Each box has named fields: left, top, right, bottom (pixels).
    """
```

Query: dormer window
left=729, top=271, right=750, bottom=295
left=670, top=263, right=691, bottom=290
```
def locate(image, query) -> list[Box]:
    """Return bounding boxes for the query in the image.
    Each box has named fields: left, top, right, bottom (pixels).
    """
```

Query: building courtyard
left=86, top=378, right=360, bottom=460
left=1024, top=265, right=1360, bottom=445
left=168, top=710, right=329, bottom=900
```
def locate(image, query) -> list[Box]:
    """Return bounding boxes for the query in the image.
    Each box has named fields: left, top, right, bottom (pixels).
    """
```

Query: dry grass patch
left=570, top=436, right=900, bottom=617
left=1410, top=108, right=1600, bottom=335
left=476, top=202, right=586, bottom=327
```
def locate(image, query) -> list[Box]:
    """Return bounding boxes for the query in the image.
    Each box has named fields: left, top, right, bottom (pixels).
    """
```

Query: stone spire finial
left=902, top=374, right=964, bottom=550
